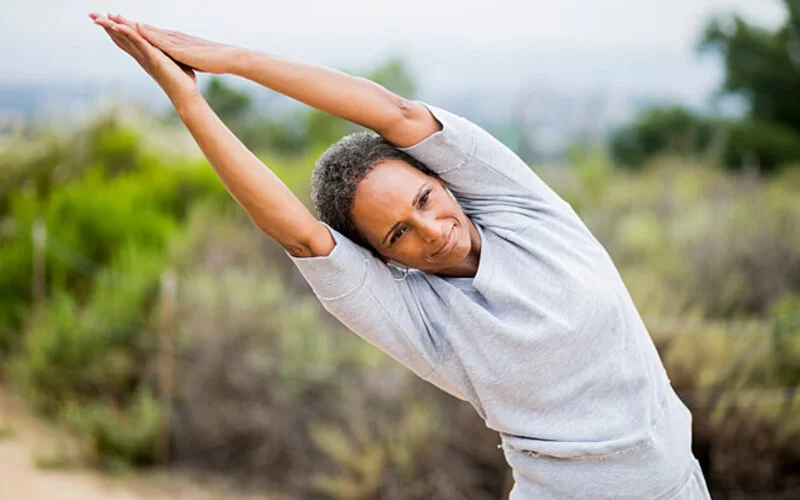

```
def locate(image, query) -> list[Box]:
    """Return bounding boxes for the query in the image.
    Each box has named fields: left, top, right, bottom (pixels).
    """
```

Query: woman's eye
left=420, top=189, right=431, bottom=206
left=389, top=189, right=432, bottom=246
left=391, top=226, right=407, bottom=244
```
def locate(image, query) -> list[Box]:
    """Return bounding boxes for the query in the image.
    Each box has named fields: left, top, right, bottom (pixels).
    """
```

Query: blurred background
left=1, top=0, right=799, bottom=498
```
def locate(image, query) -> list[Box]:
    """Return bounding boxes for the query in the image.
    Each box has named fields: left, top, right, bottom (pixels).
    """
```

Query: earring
left=392, top=262, right=410, bottom=282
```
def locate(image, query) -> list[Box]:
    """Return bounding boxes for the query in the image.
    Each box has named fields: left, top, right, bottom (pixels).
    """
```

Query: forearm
left=174, top=93, right=320, bottom=254
left=227, top=49, right=406, bottom=134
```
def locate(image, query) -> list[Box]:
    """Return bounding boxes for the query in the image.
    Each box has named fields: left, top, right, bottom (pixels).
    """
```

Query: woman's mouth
left=432, top=225, right=455, bottom=258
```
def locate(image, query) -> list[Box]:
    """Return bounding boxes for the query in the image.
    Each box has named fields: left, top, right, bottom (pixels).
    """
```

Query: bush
left=571, top=159, right=800, bottom=319
left=722, top=119, right=800, bottom=173
left=0, top=149, right=228, bottom=353
left=610, top=106, right=716, bottom=169
left=610, top=106, right=800, bottom=172
left=771, top=295, right=800, bottom=385
left=11, top=241, right=167, bottom=413
left=62, top=386, right=162, bottom=472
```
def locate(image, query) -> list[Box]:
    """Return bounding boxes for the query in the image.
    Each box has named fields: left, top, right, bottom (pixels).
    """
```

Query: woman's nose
left=416, top=215, right=442, bottom=243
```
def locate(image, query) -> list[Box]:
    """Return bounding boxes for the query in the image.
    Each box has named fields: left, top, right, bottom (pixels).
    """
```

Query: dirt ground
left=0, top=387, right=273, bottom=500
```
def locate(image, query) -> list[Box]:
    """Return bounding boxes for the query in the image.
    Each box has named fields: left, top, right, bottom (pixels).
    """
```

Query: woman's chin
left=438, top=237, right=470, bottom=268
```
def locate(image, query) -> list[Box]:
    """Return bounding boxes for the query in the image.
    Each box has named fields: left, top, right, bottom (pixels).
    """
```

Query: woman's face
left=351, top=159, right=474, bottom=273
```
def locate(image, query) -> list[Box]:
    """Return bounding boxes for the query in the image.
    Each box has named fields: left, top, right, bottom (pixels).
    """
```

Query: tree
left=610, top=1, right=800, bottom=172
left=202, top=76, right=253, bottom=123
left=301, top=56, right=419, bottom=149
left=700, top=0, right=800, bottom=131
left=366, top=55, right=417, bottom=98
left=610, top=106, right=716, bottom=169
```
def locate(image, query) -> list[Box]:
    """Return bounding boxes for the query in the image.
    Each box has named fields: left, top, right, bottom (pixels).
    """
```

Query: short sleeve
left=397, top=102, right=571, bottom=228
left=285, top=223, right=440, bottom=379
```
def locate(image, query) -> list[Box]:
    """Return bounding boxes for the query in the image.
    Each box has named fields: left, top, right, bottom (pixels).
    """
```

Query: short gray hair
left=311, top=132, right=437, bottom=255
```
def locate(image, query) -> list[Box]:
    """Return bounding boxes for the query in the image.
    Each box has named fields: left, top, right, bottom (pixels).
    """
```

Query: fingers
left=115, top=24, right=163, bottom=62
left=91, top=15, right=152, bottom=67
left=135, top=22, right=159, bottom=46
left=135, top=22, right=170, bottom=49
left=107, top=12, right=136, bottom=30
left=133, top=23, right=195, bottom=72
left=109, top=28, right=147, bottom=62
left=90, top=12, right=195, bottom=73
left=92, top=13, right=149, bottom=45
left=93, top=15, right=154, bottom=54
left=92, top=15, right=115, bottom=29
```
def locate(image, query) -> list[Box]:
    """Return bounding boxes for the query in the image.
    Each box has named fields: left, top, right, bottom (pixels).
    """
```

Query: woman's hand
left=90, top=13, right=199, bottom=106
left=104, top=13, right=237, bottom=75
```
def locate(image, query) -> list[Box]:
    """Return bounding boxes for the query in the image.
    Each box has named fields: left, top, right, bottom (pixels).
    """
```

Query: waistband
left=502, top=388, right=695, bottom=499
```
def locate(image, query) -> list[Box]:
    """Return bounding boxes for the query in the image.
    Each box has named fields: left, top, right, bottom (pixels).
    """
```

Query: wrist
left=171, top=89, right=205, bottom=118
left=216, top=45, right=249, bottom=74
left=226, top=47, right=260, bottom=77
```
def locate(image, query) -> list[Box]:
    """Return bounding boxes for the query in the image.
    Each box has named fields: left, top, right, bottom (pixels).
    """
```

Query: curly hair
left=311, top=132, right=437, bottom=256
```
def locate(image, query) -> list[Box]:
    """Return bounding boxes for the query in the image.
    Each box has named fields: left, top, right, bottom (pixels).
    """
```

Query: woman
left=90, top=13, right=711, bottom=499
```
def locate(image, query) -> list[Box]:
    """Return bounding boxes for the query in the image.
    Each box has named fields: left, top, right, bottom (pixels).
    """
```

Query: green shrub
left=85, top=116, right=143, bottom=176
left=571, top=160, right=800, bottom=319
left=610, top=106, right=800, bottom=172
left=610, top=106, right=716, bottom=169
left=62, top=385, right=162, bottom=472
left=0, top=154, right=228, bottom=353
left=0, top=111, right=150, bottom=217
left=11, top=241, right=167, bottom=413
left=722, top=119, right=800, bottom=173
left=771, top=294, right=800, bottom=384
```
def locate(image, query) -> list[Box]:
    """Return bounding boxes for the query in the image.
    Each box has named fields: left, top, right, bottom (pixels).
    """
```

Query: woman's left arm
left=91, top=14, right=334, bottom=258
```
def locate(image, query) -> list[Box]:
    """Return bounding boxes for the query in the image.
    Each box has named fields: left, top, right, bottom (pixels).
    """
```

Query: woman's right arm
left=174, top=93, right=334, bottom=258
left=102, top=15, right=441, bottom=147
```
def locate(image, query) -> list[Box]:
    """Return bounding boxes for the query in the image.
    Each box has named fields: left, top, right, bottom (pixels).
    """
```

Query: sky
left=0, top=0, right=788, bottom=107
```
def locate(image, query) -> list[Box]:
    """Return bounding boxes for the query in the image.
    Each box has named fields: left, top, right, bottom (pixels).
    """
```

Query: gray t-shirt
left=287, top=103, right=704, bottom=499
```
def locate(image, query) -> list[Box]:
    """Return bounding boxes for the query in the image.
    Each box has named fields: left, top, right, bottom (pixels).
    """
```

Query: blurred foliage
left=204, top=76, right=253, bottom=123
left=566, top=157, right=800, bottom=319
left=0, top=113, right=231, bottom=353
left=771, top=294, right=800, bottom=384
left=61, top=386, right=162, bottom=472
left=0, top=110, right=231, bottom=471
left=610, top=107, right=716, bottom=169
left=610, top=106, right=800, bottom=172
left=309, top=402, right=438, bottom=499
left=721, top=118, right=800, bottom=170
left=11, top=242, right=166, bottom=412
left=700, top=0, right=800, bottom=131
left=611, top=0, right=800, bottom=173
